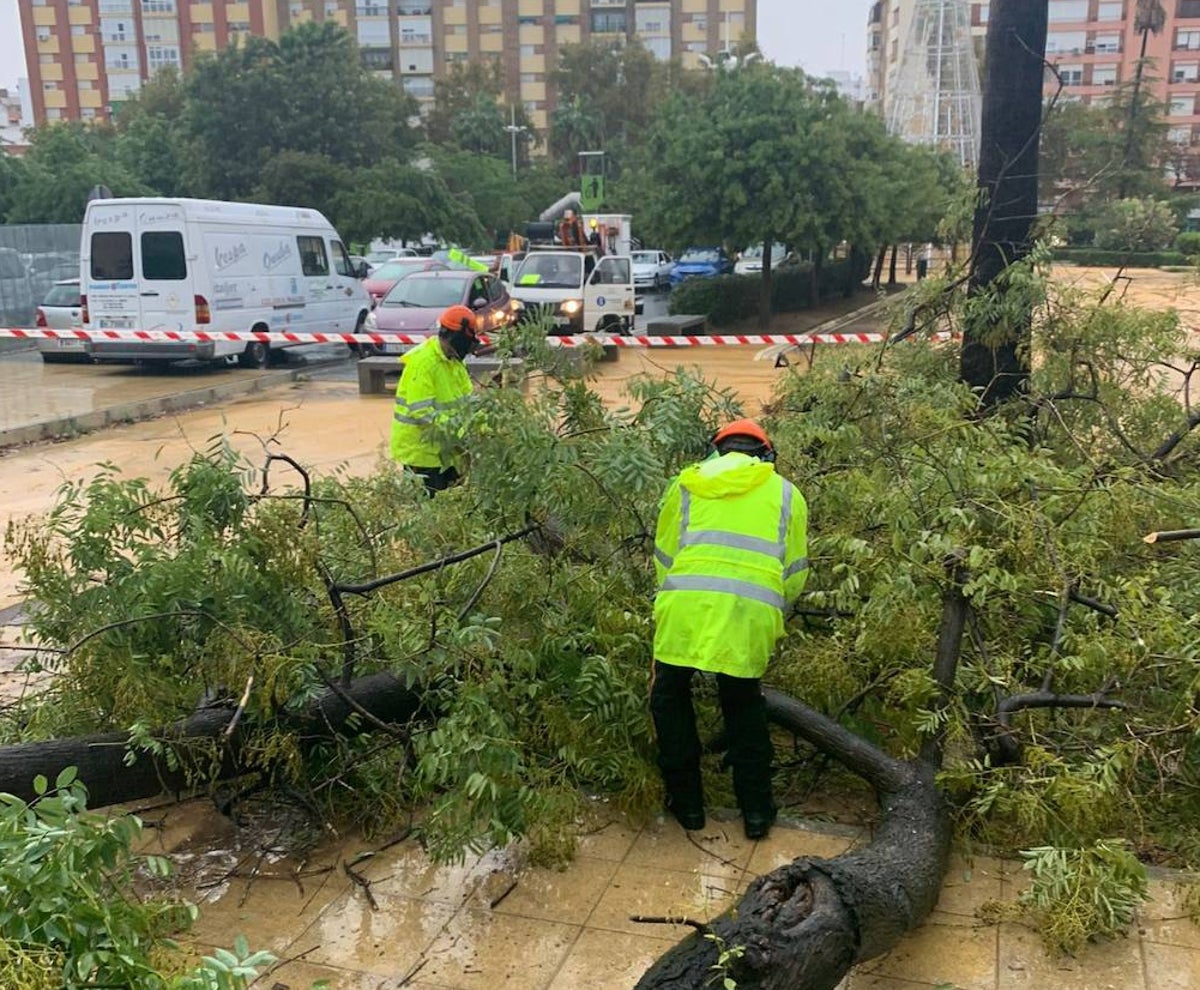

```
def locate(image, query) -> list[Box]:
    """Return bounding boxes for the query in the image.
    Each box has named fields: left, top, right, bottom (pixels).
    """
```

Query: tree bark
left=0, top=671, right=423, bottom=806
left=961, top=0, right=1048, bottom=406
left=760, top=235, right=775, bottom=331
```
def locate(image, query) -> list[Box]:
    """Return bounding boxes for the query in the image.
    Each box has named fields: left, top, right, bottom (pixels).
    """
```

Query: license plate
left=99, top=317, right=134, bottom=329
left=58, top=339, right=79, bottom=348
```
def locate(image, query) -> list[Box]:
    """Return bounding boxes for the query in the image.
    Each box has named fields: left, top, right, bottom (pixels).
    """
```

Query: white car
left=36, top=278, right=88, bottom=363
left=631, top=250, right=674, bottom=292
left=734, top=243, right=792, bottom=276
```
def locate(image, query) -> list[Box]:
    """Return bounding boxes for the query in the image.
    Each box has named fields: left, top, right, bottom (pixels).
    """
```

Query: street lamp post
left=504, top=105, right=528, bottom=180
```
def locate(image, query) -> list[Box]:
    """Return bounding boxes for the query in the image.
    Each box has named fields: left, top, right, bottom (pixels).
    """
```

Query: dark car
left=361, top=269, right=518, bottom=354
left=363, top=257, right=449, bottom=306
left=668, top=246, right=734, bottom=286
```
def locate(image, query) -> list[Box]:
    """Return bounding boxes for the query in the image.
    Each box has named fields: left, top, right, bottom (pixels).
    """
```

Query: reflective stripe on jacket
left=653, top=451, right=809, bottom=678
left=389, top=336, right=472, bottom=469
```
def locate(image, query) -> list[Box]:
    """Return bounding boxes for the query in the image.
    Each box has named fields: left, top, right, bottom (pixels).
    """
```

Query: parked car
left=734, top=243, right=794, bottom=276
left=28, top=251, right=81, bottom=298
left=0, top=247, right=36, bottom=327
left=631, top=250, right=674, bottom=292
left=361, top=269, right=518, bottom=354
left=36, top=278, right=88, bottom=363
left=668, top=247, right=734, bottom=286
left=363, top=257, right=449, bottom=306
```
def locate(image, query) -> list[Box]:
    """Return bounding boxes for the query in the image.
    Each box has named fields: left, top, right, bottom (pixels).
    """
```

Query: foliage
left=1174, top=231, right=1200, bottom=256
left=1039, top=82, right=1171, bottom=205
left=424, top=60, right=533, bottom=162
left=1092, top=197, right=1180, bottom=252
left=627, top=64, right=944, bottom=323
left=0, top=770, right=278, bottom=989
left=1017, top=841, right=1149, bottom=954
left=5, top=123, right=152, bottom=223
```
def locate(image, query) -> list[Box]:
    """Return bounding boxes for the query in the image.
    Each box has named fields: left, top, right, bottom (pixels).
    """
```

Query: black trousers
left=649, top=660, right=775, bottom=817
left=411, top=465, right=459, bottom=494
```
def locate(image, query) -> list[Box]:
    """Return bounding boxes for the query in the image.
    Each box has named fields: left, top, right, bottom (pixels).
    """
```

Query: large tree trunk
left=961, top=0, right=1048, bottom=406
left=0, top=671, right=423, bottom=806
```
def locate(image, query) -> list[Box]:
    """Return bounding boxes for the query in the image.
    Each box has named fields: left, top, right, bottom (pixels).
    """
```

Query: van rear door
left=86, top=203, right=139, bottom=329
left=134, top=205, right=194, bottom=331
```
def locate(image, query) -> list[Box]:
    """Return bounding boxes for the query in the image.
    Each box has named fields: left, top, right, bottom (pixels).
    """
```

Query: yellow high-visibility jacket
left=653, top=452, right=809, bottom=678
left=389, top=336, right=472, bottom=469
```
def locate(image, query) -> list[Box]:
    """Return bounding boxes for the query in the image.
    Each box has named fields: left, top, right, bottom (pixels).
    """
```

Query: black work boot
left=742, top=804, right=776, bottom=840
left=667, top=795, right=706, bottom=831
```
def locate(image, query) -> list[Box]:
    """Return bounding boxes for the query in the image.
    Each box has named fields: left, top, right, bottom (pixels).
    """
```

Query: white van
left=502, top=248, right=634, bottom=335
left=81, top=198, right=370, bottom=367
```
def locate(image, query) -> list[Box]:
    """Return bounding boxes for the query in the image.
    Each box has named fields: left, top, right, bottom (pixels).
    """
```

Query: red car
left=361, top=269, right=519, bottom=353
left=363, top=257, right=448, bottom=305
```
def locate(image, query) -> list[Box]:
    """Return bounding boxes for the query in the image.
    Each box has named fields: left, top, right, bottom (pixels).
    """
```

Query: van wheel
left=239, top=341, right=269, bottom=369
left=353, top=311, right=375, bottom=358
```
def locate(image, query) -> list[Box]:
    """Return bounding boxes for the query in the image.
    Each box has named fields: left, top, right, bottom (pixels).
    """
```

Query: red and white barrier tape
left=0, top=327, right=957, bottom=348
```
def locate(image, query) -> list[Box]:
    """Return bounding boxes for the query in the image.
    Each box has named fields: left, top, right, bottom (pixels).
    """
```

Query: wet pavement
left=136, top=797, right=1200, bottom=990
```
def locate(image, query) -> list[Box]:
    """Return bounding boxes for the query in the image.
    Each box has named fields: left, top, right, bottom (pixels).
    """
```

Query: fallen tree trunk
left=0, top=671, right=422, bottom=806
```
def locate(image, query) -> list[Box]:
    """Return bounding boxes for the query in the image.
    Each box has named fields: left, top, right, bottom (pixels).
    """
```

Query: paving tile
left=250, top=958, right=394, bottom=988
left=1143, top=940, right=1200, bottom=990
left=355, top=841, right=488, bottom=906
left=624, top=818, right=754, bottom=878
left=934, top=853, right=1006, bottom=919
left=585, top=861, right=743, bottom=938
left=300, top=890, right=457, bottom=977
left=575, top=817, right=643, bottom=862
left=479, top=854, right=620, bottom=925
left=188, top=872, right=343, bottom=956
left=545, top=927, right=678, bottom=990
left=855, top=917, right=998, bottom=990
left=997, top=922, right=1145, bottom=990
left=1139, top=881, right=1200, bottom=949
left=745, top=825, right=857, bottom=877
left=415, top=906, right=579, bottom=990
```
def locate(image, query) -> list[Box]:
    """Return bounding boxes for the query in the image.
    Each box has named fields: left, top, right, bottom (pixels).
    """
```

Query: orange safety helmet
left=439, top=304, right=479, bottom=336
left=713, top=418, right=772, bottom=450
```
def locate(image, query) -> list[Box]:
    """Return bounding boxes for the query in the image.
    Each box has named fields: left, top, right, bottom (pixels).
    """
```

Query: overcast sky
left=0, top=0, right=869, bottom=103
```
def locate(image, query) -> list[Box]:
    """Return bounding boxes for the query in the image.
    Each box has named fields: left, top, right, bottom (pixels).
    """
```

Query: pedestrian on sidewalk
left=650, top=419, right=809, bottom=839
left=389, top=304, right=479, bottom=494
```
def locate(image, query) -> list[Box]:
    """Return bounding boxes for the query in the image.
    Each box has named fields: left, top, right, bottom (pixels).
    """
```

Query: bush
left=667, top=257, right=868, bottom=327
left=1050, top=247, right=1188, bottom=268
left=1174, top=231, right=1200, bottom=256
left=1092, top=197, right=1179, bottom=252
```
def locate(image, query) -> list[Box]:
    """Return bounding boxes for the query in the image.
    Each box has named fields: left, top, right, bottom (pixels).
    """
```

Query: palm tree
left=451, top=93, right=506, bottom=157
left=1119, top=0, right=1166, bottom=196
left=548, top=97, right=604, bottom=175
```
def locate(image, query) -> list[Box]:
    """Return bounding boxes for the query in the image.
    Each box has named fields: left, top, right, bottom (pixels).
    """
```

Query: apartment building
left=18, top=0, right=757, bottom=132
left=869, top=0, right=1200, bottom=152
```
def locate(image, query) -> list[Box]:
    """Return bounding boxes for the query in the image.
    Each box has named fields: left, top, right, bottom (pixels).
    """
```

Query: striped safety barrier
left=0, top=327, right=957, bottom=349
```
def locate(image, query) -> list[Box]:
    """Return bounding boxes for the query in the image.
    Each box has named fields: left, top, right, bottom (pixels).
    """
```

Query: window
left=1180, top=0, right=1200, bottom=17
left=1092, top=35, right=1121, bottom=53
left=141, top=231, right=186, bottom=280
left=1178, top=29, right=1200, bottom=49
left=1092, top=66, right=1118, bottom=85
left=487, top=276, right=504, bottom=302
left=591, top=11, right=626, bottom=33
left=147, top=45, right=180, bottom=69
left=692, top=14, right=707, bottom=29
left=592, top=257, right=631, bottom=285
left=519, top=44, right=536, bottom=56
left=1174, top=62, right=1200, bottom=82
left=91, top=232, right=133, bottom=280
left=331, top=240, right=354, bottom=277
left=1170, top=95, right=1196, bottom=115
left=297, top=236, right=329, bottom=277
left=1059, top=64, right=1084, bottom=85
left=141, top=0, right=175, bottom=12
left=1097, top=1, right=1123, bottom=16
left=1048, top=0, right=1088, bottom=21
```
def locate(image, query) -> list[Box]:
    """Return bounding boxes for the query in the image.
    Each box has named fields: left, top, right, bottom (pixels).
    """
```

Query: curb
left=0, top=357, right=347, bottom=451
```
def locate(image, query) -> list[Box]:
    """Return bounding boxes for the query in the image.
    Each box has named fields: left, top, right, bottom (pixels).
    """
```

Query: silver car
left=36, top=278, right=88, bottom=363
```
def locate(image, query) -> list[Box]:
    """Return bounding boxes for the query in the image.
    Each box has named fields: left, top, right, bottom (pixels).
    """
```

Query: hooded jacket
left=390, top=336, right=472, bottom=469
left=653, top=451, right=808, bottom=678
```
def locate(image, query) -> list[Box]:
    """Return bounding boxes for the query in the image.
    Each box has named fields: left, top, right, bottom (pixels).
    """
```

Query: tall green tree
left=178, top=24, right=418, bottom=200
left=112, top=67, right=189, bottom=196
left=547, top=95, right=605, bottom=175
left=7, top=124, right=150, bottom=222
left=630, top=66, right=918, bottom=327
